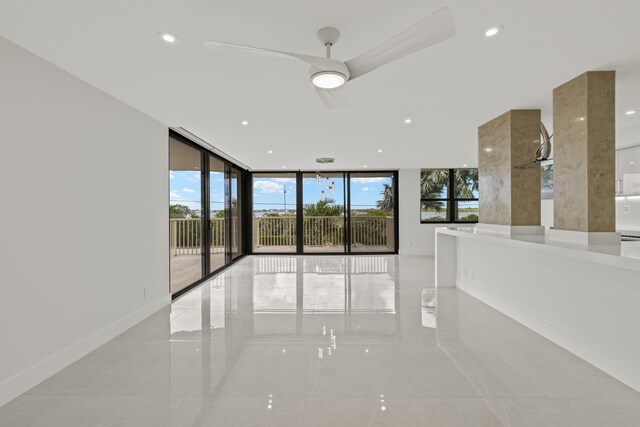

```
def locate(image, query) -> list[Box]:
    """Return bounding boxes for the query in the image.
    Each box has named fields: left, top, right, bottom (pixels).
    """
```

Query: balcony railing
left=170, top=215, right=394, bottom=256
left=170, top=218, right=226, bottom=256
left=253, top=215, right=394, bottom=249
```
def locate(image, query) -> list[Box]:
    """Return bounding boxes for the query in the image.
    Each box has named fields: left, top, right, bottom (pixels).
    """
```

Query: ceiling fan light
left=311, top=71, right=346, bottom=89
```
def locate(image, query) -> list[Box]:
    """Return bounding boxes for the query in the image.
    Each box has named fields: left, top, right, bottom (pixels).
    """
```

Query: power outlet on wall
left=144, top=287, right=149, bottom=299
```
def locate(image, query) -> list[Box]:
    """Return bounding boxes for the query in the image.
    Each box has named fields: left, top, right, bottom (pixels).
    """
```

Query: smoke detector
left=316, top=157, right=335, bottom=164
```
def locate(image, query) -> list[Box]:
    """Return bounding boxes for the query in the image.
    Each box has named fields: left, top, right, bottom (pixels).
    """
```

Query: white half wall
left=0, top=36, right=170, bottom=406
left=453, top=235, right=640, bottom=392
left=398, top=169, right=443, bottom=256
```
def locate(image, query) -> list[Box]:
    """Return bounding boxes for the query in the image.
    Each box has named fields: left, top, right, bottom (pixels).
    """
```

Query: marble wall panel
left=553, top=71, right=615, bottom=232
left=478, top=110, right=541, bottom=225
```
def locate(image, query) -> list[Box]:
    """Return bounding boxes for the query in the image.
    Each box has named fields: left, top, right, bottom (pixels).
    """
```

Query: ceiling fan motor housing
left=308, top=60, right=350, bottom=82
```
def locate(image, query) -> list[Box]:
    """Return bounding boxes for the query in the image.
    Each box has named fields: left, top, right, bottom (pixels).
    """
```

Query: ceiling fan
left=204, top=7, right=455, bottom=109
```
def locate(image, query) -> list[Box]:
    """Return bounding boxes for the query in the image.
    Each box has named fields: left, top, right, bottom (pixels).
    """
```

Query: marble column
left=478, top=110, right=542, bottom=234
left=551, top=71, right=617, bottom=243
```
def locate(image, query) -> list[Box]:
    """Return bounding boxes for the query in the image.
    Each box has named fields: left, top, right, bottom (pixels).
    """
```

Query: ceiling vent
left=316, top=157, right=335, bottom=164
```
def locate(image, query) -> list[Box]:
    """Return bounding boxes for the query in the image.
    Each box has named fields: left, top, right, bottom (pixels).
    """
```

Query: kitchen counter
left=435, top=225, right=640, bottom=392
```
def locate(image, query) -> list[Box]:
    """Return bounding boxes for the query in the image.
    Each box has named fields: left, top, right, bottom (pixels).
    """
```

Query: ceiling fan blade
left=345, top=7, right=455, bottom=80
left=315, top=87, right=348, bottom=110
left=204, top=40, right=335, bottom=69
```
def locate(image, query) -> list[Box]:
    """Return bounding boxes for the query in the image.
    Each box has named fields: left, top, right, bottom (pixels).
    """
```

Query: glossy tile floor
left=2, top=255, right=640, bottom=426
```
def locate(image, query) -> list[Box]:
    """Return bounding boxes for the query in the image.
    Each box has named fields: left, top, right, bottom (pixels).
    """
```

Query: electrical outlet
left=623, top=205, right=631, bottom=214
left=144, top=287, right=149, bottom=299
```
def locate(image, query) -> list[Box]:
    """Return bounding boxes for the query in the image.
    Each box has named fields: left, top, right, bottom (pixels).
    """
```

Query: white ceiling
left=2, top=0, right=640, bottom=170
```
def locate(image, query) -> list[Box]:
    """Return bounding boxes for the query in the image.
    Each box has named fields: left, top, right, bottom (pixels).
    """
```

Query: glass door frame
left=169, top=130, right=251, bottom=299
left=302, top=171, right=348, bottom=255
left=248, top=170, right=399, bottom=255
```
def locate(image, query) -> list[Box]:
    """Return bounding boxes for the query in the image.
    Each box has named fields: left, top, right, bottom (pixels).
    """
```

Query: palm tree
left=303, top=199, right=344, bottom=216
left=376, top=183, right=394, bottom=212
left=303, top=200, right=344, bottom=246
left=420, top=170, right=449, bottom=212
left=454, top=169, right=478, bottom=198
left=420, top=169, right=449, bottom=198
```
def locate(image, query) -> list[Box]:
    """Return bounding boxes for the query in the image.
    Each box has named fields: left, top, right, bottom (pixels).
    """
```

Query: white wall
left=540, top=198, right=640, bottom=232
left=541, top=199, right=554, bottom=228
left=616, top=196, right=640, bottom=231
left=0, top=37, right=170, bottom=406
left=398, top=169, right=441, bottom=256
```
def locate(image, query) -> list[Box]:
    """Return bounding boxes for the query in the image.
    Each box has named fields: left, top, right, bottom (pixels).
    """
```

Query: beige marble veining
left=478, top=110, right=541, bottom=226
left=553, top=71, right=615, bottom=232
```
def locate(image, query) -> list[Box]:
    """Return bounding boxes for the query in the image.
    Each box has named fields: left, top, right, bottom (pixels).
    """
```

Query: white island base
left=436, top=226, right=640, bottom=392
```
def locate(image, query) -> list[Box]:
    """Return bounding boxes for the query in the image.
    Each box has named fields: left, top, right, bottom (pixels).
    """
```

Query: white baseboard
left=0, top=295, right=170, bottom=407
left=456, top=278, right=640, bottom=393
left=399, top=248, right=434, bottom=256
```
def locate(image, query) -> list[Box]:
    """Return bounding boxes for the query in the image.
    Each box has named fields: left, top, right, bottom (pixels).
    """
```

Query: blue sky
left=170, top=172, right=393, bottom=211
left=252, top=176, right=392, bottom=210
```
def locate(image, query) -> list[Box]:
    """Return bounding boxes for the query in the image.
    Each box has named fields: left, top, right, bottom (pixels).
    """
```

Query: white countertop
left=436, top=226, right=640, bottom=273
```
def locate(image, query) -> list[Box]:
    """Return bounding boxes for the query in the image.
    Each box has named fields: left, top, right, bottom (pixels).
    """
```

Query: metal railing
left=253, top=215, right=394, bottom=249
left=170, top=218, right=226, bottom=256
left=170, top=215, right=394, bottom=256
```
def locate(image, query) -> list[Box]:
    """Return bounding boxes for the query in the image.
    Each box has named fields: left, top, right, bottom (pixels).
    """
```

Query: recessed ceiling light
left=463, top=164, right=468, bottom=167
left=484, top=25, right=503, bottom=37
left=377, top=149, right=383, bottom=153
left=631, top=161, right=636, bottom=165
left=484, top=147, right=493, bottom=152
left=363, top=165, right=368, bottom=168
left=268, top=150, right=273, bottom=154
left=158, top=32, right=177, bottom=43
left=282, top=166, right=286, bottom=169
left=626, top=110, right=636, bottom=116
left=404, top=118, right=413, bottom=124
left=241, top=120, right=249, bottom=126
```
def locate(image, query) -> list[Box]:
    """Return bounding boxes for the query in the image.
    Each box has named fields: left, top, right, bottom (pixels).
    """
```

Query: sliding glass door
left=252, top=173, right=297, bottom=253
left=169, top=136, right=204, bottom=294
left=302, top=172, right=346, bottom=253
left=249, top=171, right=397, bottom=255
left=169, top=132, right=246, bottom=296
left=349, top=172, right=396, bottom=253
left=209, top=156, right=226, bottom=272
left=230, top=167, right=243, bottom=260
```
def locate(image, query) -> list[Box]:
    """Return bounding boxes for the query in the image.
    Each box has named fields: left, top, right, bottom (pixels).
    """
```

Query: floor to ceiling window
left=303, top=172, right=346, bottom=254
left=230, top=167, right=243, bottom=260
left=252, top=173, right=297, bottom=253
left=349, top=172, right=396, bottom=253
left=169, top=137, right=204, bottom=294
left=250, top=171, right=398, bottom=255
left=209, top=155, right=226, bottom=272
left=169, top=131, right=247, bottom=296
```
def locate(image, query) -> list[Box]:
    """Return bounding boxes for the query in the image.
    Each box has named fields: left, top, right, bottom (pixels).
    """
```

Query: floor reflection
left=4, top=255, right=640, bottom=426
left=170, top=256, right=400, bottom=340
